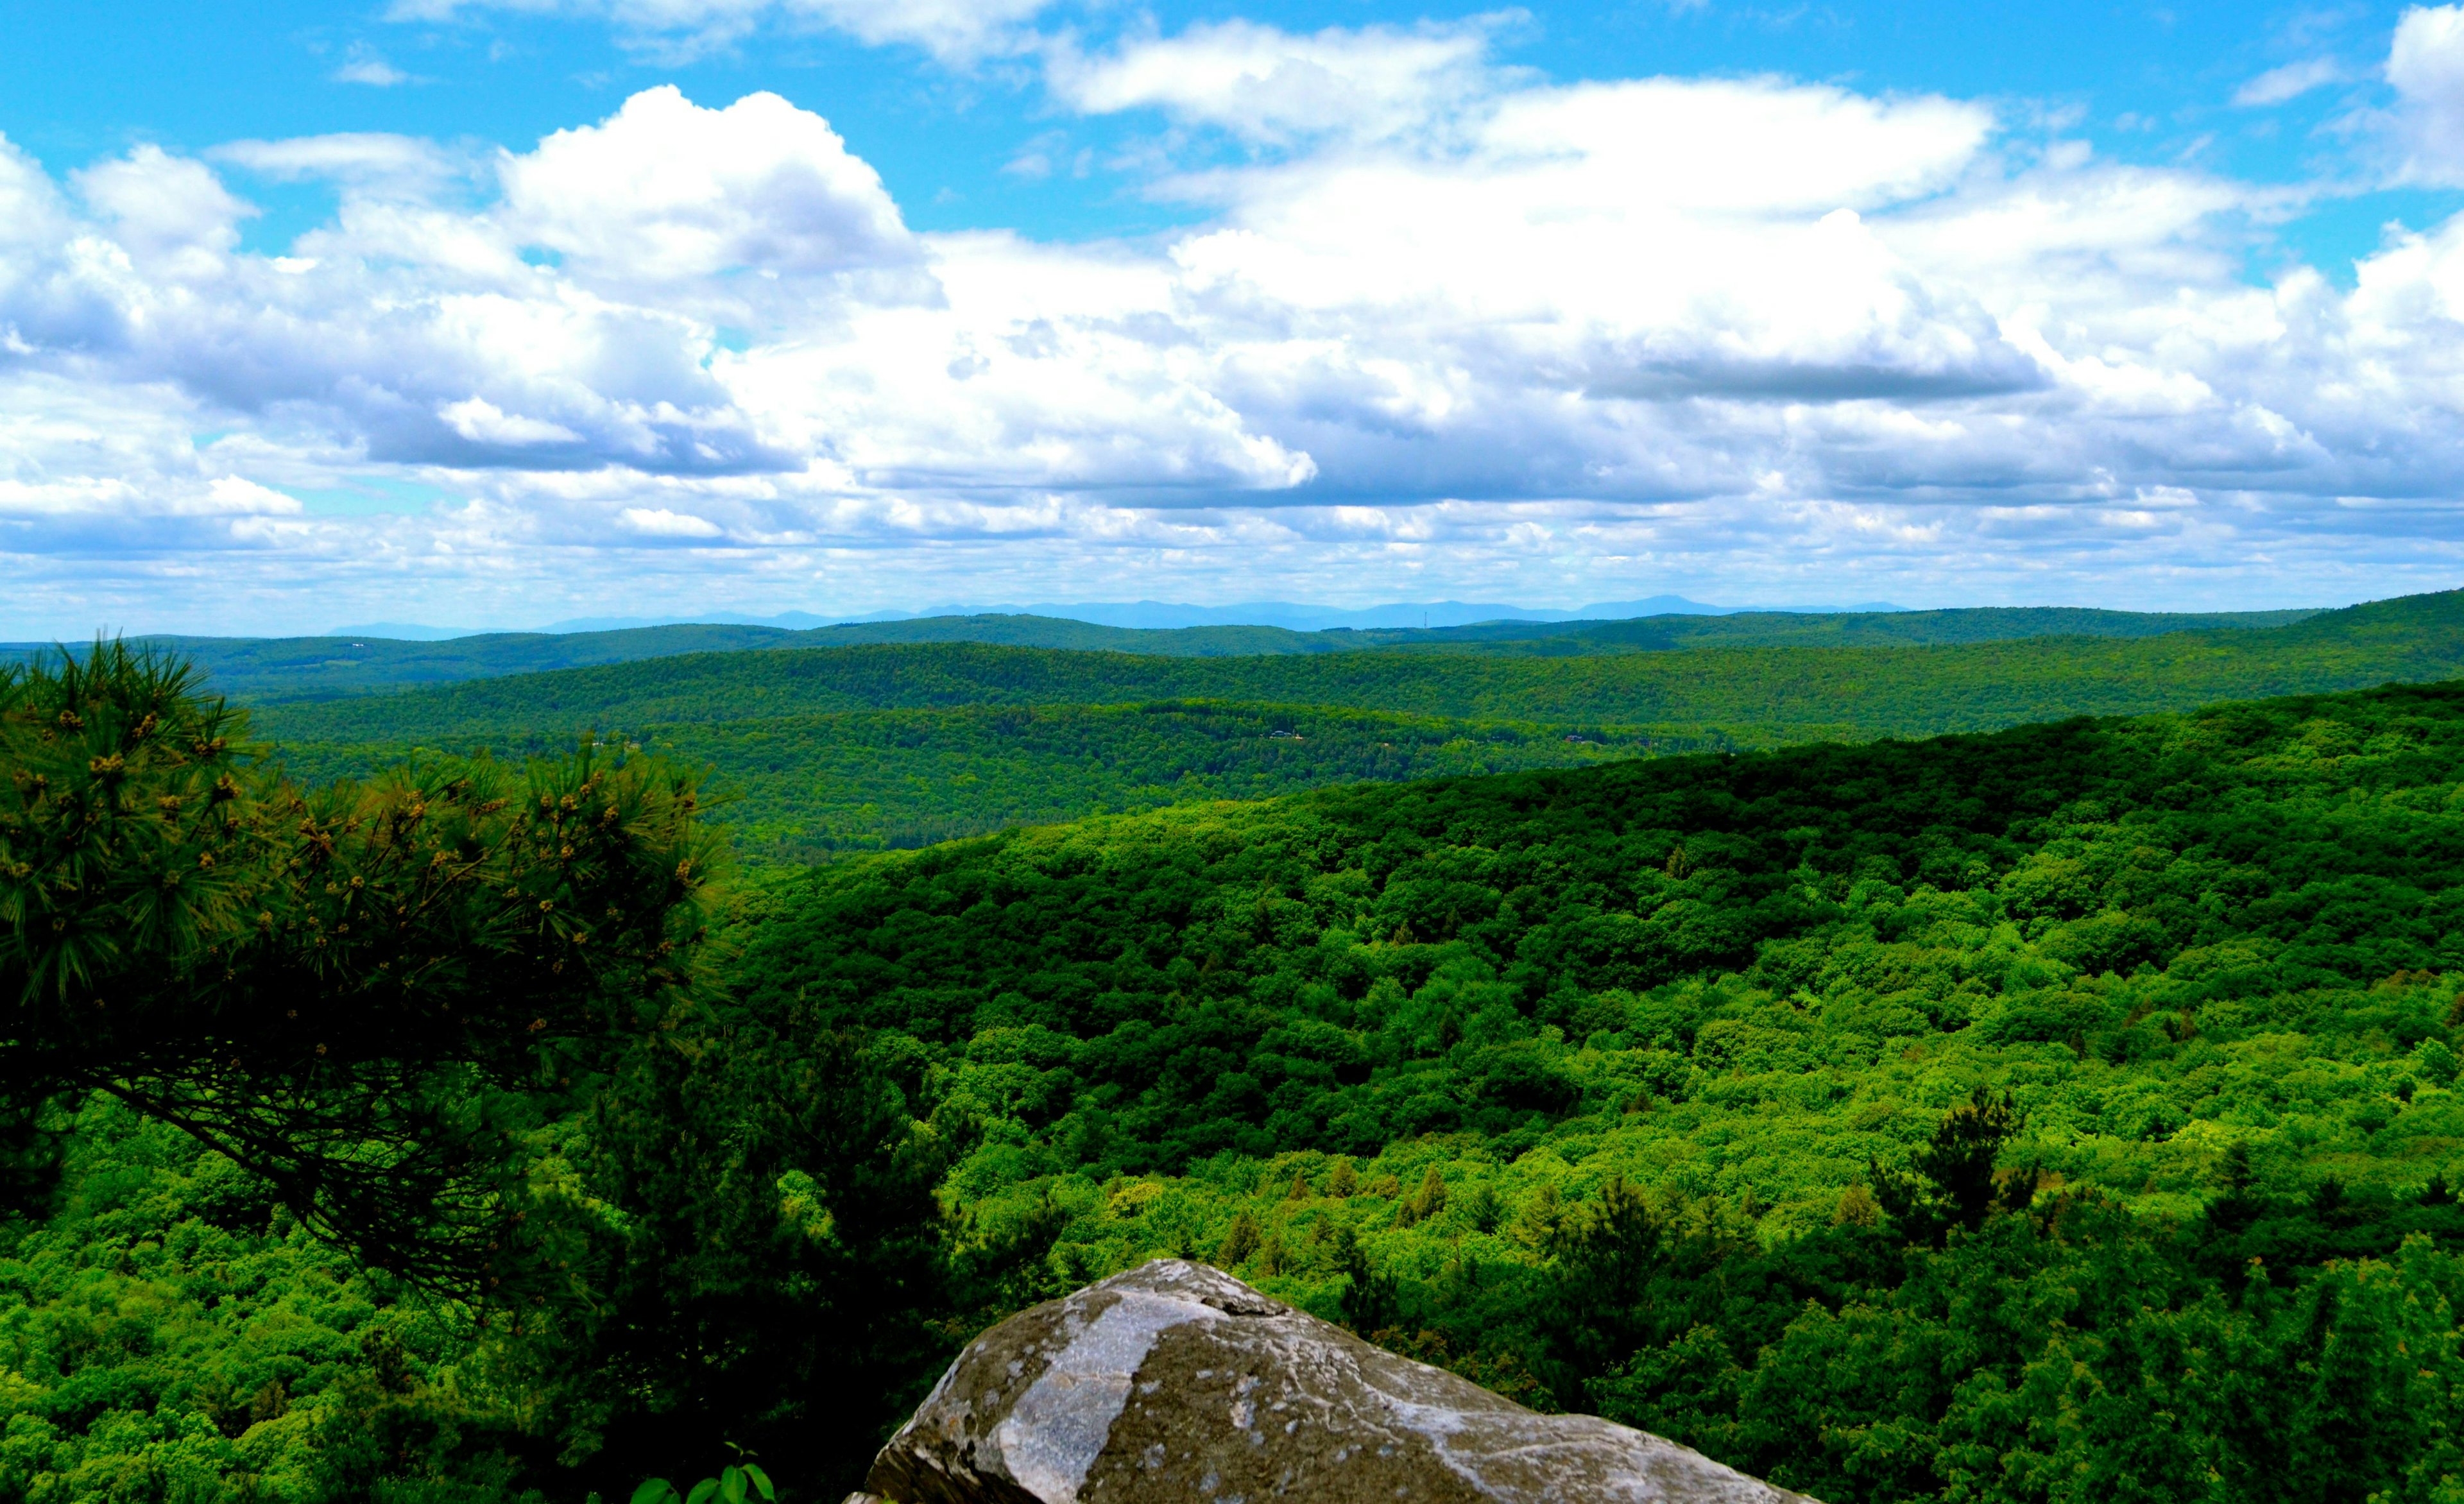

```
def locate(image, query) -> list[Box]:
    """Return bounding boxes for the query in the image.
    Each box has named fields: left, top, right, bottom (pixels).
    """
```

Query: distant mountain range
left=335, top=596, right=1909, bottom=639
left=0, top=597, right=2324, bottom=708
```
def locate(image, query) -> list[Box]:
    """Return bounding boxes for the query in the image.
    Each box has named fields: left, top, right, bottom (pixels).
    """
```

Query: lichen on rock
left=846, top=1258, right=1818, bottom=1504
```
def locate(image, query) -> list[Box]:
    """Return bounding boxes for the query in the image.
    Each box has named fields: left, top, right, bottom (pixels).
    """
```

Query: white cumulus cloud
left=8, top=19, right=2464, bottom=633
left=1048, top=17, right=1505, bottom=144
left=72, top=145, right=255, bottom=277
left=498, top=86, right=934, bottom=316
left=441, top=397, right=584, bottom=446
left=620, top=505, right=725, bottom=536
left=2388, top=3, right=2464, bottom=183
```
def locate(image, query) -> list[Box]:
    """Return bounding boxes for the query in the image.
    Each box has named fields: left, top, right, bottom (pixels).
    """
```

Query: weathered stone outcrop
left=844, top=1258, right=1816, bottom=1504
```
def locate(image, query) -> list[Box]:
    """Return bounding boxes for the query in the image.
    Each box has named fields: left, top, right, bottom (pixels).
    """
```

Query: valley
left=5, top=596, right=2461, bottom=1503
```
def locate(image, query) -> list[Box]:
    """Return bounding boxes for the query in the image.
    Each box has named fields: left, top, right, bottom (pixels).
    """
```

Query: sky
left=5, top=1, right=2464, bottom=633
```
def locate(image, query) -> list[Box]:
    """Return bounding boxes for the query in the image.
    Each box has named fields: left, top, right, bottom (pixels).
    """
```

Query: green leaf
left=685, top=1480, right=721, bottom=1504
left=630, top=1482, right=677, bottom=1504
left=742, top=1463, right=776, bottom=1501
left=721, top=1466, right=747, bottom=1504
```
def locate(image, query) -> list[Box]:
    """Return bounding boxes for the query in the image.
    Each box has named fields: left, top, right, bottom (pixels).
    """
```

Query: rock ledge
left=845, top=1258, right=1817, bottom=1504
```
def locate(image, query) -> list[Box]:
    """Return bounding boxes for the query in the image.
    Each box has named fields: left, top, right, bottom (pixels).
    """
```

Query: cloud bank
left=8, top=8, right=2464, bottom=632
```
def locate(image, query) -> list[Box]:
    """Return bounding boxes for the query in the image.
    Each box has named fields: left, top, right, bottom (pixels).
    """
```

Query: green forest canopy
left=9, top=597, right=2322, bottom=705
left=720, top=675, right=2464, bottom=1501
left=9, top=653, right=2464, bottom=1502
left=248, top=587, right=2464, bottom=746
left=0, top=645, right=928, bottom=1503
left=0, top=642, right=730, bottom=1288
left=239, top=588, right=2464, bottom=864
left=740, top=678, right=2464, bottom=1197
left=269, top=701, right=1774, bottom=866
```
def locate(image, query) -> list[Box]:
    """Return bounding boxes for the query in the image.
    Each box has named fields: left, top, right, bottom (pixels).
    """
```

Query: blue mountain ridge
left=339, top=596, right=1908, bottom=639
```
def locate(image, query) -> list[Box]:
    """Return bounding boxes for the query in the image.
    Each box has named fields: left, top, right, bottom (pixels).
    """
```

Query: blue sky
left=8, top=3, right=2448, bottom=258
left=3, top=0, right=2464, bottom=632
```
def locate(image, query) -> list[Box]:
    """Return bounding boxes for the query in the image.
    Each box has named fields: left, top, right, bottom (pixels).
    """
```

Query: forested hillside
left=11, top=649, right=2464, bottom=1504
left=741, top=679, right=2464, bottom=1193
left=723, top=677, right=2464, bottom=1501
left=8, top=623, right=809, bottom=703
left=248, top=589, right=2464, bottom=747
left=7, top=599, right=2316, bottom=705
left=270, top=701, right=1770, bottom=864
left=228, top=589, right=2463, bottom=865
left=1360, top=601, right=2318, bottom=653
left=5, top=619, right=1334, bottom=705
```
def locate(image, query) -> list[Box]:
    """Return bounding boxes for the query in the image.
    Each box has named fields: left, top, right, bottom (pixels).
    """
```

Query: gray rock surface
left=846, top=1258, right=1818, bottom=1504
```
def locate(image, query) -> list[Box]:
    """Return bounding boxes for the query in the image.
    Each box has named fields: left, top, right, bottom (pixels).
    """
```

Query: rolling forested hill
left=742, top=676, right=2464, bottom=1195
left=239, top=588, right=2463, bottom=864
left=1356, top=601, right=2320, bottom=653
left=10, top=599, right=2315, bottom=704
left=724, top=675, right=2464, bottom=1500
left=8, top=622, right=811, bottom=703
left=270, top=702, right=1763, bottom=864
left=249, top=589, right=2459, bottom=744
left=12, top=664, right=2464, bottom=1503
left=0, top=619, right=1338, bottom=704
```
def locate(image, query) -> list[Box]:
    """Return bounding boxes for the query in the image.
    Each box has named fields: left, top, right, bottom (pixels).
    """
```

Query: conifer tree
left=0, top=642, right=726, bottom=1293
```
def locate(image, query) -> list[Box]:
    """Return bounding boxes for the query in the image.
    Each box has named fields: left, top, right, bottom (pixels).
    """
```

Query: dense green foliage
left=0, top=644, right=727, bottom=1290
left=0, top=646, right=973, bottom=1503
left=0, top=1007, right=964, bottom=1504
left=12, top=631, right=2464, bottom=1503
left=0, top=1099, right=535, bottom=1503
left=244, top=589, right=2464, bottom=867
left=0, top=1015, right=967, bottom=1503
left=738, top=680, right=2464, bottom=1188
left=716, top=678, right=2464, bottom=1500
left=250, top=590, right=2464, bottom=755
left=270, top=702, right=1767, bottom=866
